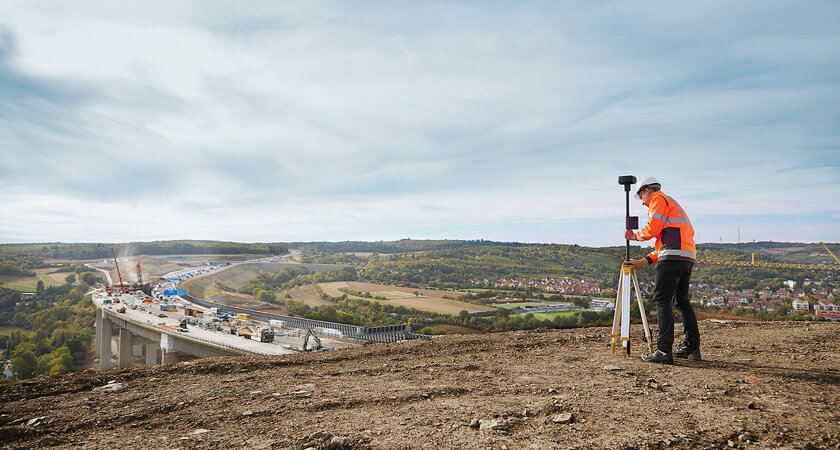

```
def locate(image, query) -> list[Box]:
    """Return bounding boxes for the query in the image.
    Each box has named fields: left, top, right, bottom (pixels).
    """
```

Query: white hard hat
left=634, top=176, right=661, bottom=199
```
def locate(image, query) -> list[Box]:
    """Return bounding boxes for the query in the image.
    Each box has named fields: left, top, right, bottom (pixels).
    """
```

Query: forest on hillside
left=299, top=240, right=839, bottom=289
left=0, top=241, right=290, bottom=260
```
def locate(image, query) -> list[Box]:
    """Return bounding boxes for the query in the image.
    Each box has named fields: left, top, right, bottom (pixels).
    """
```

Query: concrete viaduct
left=94, top=307, right=247, bottom=370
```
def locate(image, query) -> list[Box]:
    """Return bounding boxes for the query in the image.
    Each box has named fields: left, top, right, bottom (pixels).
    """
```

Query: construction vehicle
left=302, top=328, right=323, bottom=351
left=256, top=327, right=275, bottom=343
left=239, top=327, right=253, bottom=339
left=237, top=313, right=251, bottom=320
left=178, top=319, right=189, bottom=332
left=117, top=307, right=126, bottom=313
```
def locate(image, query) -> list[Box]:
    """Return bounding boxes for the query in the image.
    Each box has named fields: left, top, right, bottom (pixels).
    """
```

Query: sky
left=1, top=1, right=838, bottom=247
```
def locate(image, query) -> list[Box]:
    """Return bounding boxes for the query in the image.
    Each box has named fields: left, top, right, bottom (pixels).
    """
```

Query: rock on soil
left=0, top=321, right=838, bottom=449
left=552, top=413, right=574, bottom=424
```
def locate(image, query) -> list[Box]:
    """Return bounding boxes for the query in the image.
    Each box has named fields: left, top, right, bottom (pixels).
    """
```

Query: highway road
left=87, top=264, right=113, bottom=285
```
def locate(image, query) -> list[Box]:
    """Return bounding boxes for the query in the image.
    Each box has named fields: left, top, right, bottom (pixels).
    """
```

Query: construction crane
left=111, top=248, right=125, bottom=292
left=820, top=242, right=840, bottom=266
left=698, top=244, right=840, bottom=271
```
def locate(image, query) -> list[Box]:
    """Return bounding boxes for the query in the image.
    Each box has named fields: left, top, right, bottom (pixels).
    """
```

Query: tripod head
left=618, top=175, right=639, bottom=261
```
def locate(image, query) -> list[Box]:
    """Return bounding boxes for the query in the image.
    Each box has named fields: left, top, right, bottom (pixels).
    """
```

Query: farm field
left=0, top=267, right=69, bottom=291
left=282, top=285, right=334, bottom=307
left=0, top=275, right=38, bottom=291
left=422, top=323, right=480, bottom=334
left=489, top=301, right=573, bottom=309
left=319, top=281, right=495, bottom=315
left=530, top=310, right=587, bottom=320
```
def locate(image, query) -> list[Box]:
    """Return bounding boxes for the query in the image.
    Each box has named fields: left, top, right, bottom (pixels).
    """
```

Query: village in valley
left=474, top=275, right=840, bottom=321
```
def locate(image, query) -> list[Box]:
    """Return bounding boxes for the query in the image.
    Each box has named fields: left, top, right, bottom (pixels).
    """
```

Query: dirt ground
left=1, top=321, right=838, bottom=449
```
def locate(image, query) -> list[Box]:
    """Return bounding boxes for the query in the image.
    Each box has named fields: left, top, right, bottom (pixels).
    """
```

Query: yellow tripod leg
left=610, top=269, right=624, bottom=354
left=620, top=265, right=633, bottom=356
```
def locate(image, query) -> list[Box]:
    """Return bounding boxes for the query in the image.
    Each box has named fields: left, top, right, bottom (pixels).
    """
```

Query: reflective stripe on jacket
left=634, top=190, right=696, bottom=264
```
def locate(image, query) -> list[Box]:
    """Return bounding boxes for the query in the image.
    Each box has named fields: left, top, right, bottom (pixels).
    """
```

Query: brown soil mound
left=1, top=321, right=838, bottom=449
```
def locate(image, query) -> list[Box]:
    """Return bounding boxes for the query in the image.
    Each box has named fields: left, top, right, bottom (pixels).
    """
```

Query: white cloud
left=0, top=1, right=838, bottom=244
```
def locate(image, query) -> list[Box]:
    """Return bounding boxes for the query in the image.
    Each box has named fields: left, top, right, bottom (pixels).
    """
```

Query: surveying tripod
left=611, top=176, right=654, bottom=357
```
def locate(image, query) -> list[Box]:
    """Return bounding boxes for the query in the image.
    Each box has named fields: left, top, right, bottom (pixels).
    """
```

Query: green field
left=0, top=275, right=39, bottom=291
left=0, top=268, right=71, bottom=292
left=530, top=310, right=585, bottom=320
left=488, top=301, right=594, bottom=320
left=489, top=301, right=573, bottom=309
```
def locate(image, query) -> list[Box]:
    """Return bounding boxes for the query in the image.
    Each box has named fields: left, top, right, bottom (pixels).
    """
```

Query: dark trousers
left=653, top=260, right=700, bottom=352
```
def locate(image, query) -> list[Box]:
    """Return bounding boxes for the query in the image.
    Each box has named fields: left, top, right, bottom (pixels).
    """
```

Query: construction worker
left=623, top=177, right=701, bottom=364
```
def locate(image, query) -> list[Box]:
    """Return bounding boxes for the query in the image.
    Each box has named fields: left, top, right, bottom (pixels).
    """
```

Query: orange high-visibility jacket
left=634, top=190, right=696, bottom=264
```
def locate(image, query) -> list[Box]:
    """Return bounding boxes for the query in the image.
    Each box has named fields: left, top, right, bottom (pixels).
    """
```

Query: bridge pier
left=145, top=343, right=160, bottom=366
left=99, top=314, right=113, bottom=370
left=133, top=336, right=147, bottom=358
left=95, top=309, right=102, bottom=359
left=162, top=350, right=180, bottom=364
left=118, top=328, right=133, bottom=369
left=160, top=333, right=180, bottom=364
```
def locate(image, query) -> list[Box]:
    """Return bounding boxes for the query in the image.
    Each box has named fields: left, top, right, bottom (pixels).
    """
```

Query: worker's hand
left=624, top=229, right=636, bottom=241
left=624, top=259, right=647, bottom=268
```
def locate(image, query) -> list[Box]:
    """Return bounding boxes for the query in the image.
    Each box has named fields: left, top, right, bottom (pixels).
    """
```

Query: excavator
left=302, top=328, right=323, bottom=351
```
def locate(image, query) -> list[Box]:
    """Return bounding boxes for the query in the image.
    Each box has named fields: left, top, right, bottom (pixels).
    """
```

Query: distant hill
left=0, top=241, right=290, bottom=260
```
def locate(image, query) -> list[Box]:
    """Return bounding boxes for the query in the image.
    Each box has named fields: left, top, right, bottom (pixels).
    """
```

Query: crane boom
left=111, top=248, right=124, bottom=290
left=820, top=242, right=840, bottom=266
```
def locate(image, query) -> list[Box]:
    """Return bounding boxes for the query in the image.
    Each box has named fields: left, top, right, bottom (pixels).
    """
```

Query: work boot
left=641, top=349, right=674, bottom=364
left=674, top=344, right=701, bottom=361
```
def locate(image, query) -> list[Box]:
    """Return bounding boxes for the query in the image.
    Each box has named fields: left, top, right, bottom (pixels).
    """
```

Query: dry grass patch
left=36, top=268, right=74, bottom=286
left=320, top=281, right=495, bottom=315
left=0, top=269, right=66, bottom=291
left=424, top=324, right=481, bottom=334
left=282, top=285, right=333, bottom=307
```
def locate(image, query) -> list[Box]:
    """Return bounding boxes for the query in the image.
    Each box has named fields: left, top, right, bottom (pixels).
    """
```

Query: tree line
left=1, top=284, right=96, bottom=379
left=0, top=241, right=290, bottom=260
